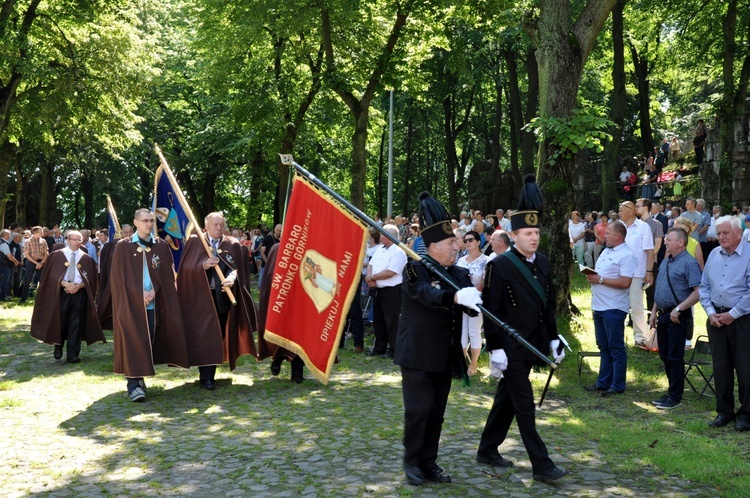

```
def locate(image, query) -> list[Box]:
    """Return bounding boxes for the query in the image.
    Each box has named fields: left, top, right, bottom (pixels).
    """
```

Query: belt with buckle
left=714, top=305, right=731, bottom=313
left=658, top=306, right=675, bottom=315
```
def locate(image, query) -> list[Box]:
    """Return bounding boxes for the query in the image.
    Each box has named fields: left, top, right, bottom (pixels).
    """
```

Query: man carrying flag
left=394, top=191, right=483, bottom=486
left=178, top=212, right=258, bottom=390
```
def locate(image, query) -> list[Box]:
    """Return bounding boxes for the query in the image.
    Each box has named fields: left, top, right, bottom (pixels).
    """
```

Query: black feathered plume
left=517, top=174, right=544, bottom=217
left=418, top=191, right=450, bottom=229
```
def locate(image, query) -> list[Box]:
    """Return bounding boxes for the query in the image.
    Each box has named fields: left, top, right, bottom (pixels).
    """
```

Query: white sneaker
left=129, top=386, right=146, bottom=402
left=685, top=340, right=692, bottom=350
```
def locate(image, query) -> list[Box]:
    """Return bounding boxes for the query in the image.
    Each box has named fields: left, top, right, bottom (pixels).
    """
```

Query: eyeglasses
left=464, top=238, right=475, bottom=243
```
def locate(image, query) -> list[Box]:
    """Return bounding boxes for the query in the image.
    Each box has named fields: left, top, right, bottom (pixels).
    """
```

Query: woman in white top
left=456, top=230, right=489, bottom=376
left=568, top=211, right=586, bottom=265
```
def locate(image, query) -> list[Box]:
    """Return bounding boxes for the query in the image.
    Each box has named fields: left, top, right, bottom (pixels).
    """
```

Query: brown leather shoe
left=354, top=346, right=363, bottom=353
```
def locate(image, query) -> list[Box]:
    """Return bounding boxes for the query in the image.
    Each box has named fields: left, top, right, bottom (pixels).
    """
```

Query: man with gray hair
left=0, top=229, right=20, bottom=301
left=706, top=205, right=722, bottom=255
left=366, top=224, right=407, bottom=358
left=700, top=216, right=750, bottom=430
left=178, top=212, right=257, bottom=390
left=487, top=230, right=511, bottom=261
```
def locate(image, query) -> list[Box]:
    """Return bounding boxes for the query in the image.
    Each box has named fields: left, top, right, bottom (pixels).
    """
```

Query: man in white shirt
left=487, top=230, right=511, bottom=261
left=30, top=230, right=104, bottom=362
left=366, top=224, right=407, bottom=358
left=496, top=209, right=510, bottom=231
left=618, top=201, right=655, bottom=347
left=585, top=222, right=636, bottom=394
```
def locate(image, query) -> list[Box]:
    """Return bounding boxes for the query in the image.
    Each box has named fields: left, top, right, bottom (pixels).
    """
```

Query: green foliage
left=525, top=102, right=614, bottom=165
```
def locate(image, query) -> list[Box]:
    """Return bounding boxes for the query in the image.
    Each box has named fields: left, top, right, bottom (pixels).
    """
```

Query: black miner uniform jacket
left=394, top=259, right=474, bottom=376
left=482, top=248, right=559, bottom=362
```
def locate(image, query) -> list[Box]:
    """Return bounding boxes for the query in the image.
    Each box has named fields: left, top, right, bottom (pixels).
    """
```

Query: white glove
left=550, top=339, right=565, bottom=363
left=455, top=286, right=482, bottom=311
left=489, top=349, right=508, bottom=378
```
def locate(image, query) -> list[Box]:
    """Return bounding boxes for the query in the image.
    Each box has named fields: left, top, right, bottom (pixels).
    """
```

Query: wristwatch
left=598, top=276, right=604, bottom=285
left=674, top=306, right=681, bottom=313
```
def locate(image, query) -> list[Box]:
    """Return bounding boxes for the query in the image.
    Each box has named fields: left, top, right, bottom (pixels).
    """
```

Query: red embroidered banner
left=264, top=175, right=368, bottom=384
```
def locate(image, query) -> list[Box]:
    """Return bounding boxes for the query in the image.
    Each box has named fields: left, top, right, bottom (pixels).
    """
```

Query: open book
left=579, top=264, right=597, bottom=275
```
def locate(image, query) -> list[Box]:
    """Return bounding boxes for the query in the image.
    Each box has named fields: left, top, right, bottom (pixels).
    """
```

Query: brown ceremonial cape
left=178, top=233, right=258, bottom=370
left=111, top=236, right=190, bottom=377
left=256, top=243, right=296, bottom=362
left=95, top=239, right=117, bottom=330
left=30, top=249, right=105, bottom=346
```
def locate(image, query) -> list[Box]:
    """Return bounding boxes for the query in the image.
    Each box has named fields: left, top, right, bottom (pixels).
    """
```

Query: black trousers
left=199, top=294, right=229, bottom=382
left=372, top=285, right=401, bottom=355
left=478, top=359, right=554, bottom=473
left=60, top=289, right=86, bottom=360
left=656, top=311, right=689, bottom=401
left=708, top=314, right=750, bottom=419
left=20, top=260, right=42, bottom=300
left=401, top=366, right=452, bottom=469
left=127, top=309, right=155, bottom=392
left=344, top=279, right=365, bottom=348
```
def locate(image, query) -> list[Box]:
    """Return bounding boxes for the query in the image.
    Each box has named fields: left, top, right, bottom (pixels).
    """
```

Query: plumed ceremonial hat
left=510, top=174, right=544, bottom=230
left=418, top=191, right=454, bottom=246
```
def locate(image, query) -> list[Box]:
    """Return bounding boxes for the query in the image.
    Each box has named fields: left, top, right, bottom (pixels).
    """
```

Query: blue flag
left=106, top=195, right=121, bottom=241
left=154, top=165, right=193, bottom=271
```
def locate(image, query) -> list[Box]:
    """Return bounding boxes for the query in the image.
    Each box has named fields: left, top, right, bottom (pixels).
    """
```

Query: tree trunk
left=629, top=41, right=654, bottom=156
left=246, top=150, right=265, bottom=229
left=82, top=170, right=94, bottom=229
left=505, top=49, right=521, bottom=179
left=14, top=160, right=26, bottom=227
left=529, top=0, right=618, bottom=315
left=39, top=162, right=55, bottom=227
left=523, top=48, right=540, bottom=177
left=350, top=105, right=369, bottom=209
left=603, top=0, right=627, bottom=210
left=0, top=141, right=15, bottom=227
left=321, top=5, right=412, bottom=210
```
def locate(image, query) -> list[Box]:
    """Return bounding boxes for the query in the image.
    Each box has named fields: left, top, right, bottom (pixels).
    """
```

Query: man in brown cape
left=178, top=212, right=257, bottom=390
left=30, top=230, right=105, bottom=362
left=111, top=209, right=189, bottom=402
left=96, top=224, right=133, bottom=330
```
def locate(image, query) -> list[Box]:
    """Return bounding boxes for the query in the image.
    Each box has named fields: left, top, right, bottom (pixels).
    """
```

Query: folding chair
left=684, top=335, right=715, bottom=398
left=577, top=352, right=601, bottom=384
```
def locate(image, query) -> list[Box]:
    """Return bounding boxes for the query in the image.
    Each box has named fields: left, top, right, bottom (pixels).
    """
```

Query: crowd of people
left=4, top=177, right=750, bottom=486
left=568, top=196, right=750, bottom=428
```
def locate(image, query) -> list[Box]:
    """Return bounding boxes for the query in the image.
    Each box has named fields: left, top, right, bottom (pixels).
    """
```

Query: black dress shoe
left=708, top=413, right=734, bottom=428
left=200, top=379, right=216, bottom=390
left=403, top=464, right=424, bottom=486
left=736, top=418, right=750, bottom=432
left=53, top=345, right=62, bottom=360
left=291, top=374, right=304, bottom=384
left=422, top=465, right=451, bottom=483
left=365, top=349, right=385, bottom=357
left=270, top=356, right=283, bottom=376
left=476, top=453, right=514, bottom=468
left=583, top=385, right=606, bottom=393
left=532, top=465, right=568, bottom=482
left=67, top=357, right=81, bottom=364
left=601, top=388, right=624, bottom=397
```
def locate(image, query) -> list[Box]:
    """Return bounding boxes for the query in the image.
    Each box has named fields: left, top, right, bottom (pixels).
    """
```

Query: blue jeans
left=656, top=310, right=689, bottom=401
left=593, top=309, right=628, bottom=392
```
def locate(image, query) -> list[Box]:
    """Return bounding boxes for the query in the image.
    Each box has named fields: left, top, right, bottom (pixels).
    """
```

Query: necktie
left=211, top=239, right=219, bottom=257
left=66, top=252, right=76, bottom=282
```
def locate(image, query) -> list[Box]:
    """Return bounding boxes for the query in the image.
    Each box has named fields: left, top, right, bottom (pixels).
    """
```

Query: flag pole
left=278, top=154, right=556, bottom=370
left=154, top=144, right=237, bottom=306
left=106, top=195, right=122, bottom=238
